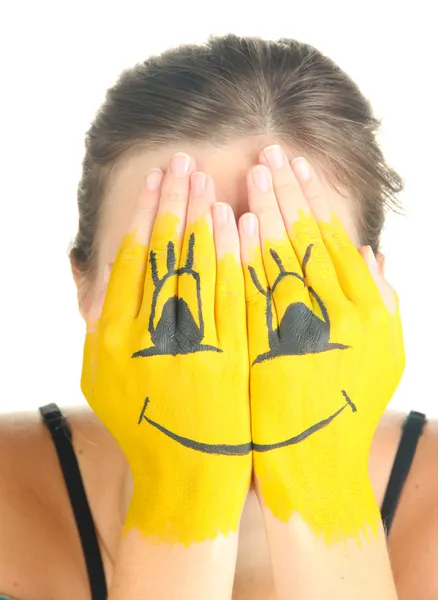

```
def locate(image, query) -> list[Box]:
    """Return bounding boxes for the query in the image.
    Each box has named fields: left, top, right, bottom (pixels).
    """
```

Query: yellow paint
left=248, top=209, right=405, bottom=544
left=82, top=213, right=251, bottom=545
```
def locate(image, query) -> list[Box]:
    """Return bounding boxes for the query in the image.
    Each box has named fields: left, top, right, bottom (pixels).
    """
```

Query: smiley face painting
left=82, top=211, right=252, bottom=545
left=132, top=233, right=222, bottom=358
left=248, top=242, right=358, bottom=453
left=82, top=180, right=403, bottom=547
left=244, top=208, right=405, bottom=544
left=135, top=234, right=358, bottom=457
left=132, top=229, right=252, bottom=457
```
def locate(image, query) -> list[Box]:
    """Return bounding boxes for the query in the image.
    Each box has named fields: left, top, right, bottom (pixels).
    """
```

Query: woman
left=1, top=33, right=436, bottom=600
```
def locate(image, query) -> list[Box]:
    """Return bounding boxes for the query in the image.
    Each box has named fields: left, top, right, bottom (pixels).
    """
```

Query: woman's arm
left=239, top=145, right=403, bottom=599
left=258, top=487, right=397, bottom=599
left=109, top=487, right=239, bottom=600
left=82, top=155, right=251, bottom=599
left=112, top=459, right=240, bottom=599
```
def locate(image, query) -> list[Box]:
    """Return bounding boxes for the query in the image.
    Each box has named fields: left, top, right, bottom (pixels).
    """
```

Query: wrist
left=260, top=502, right=395, bottom=600
left=256, top=467, right=381, bottom=544
left=122, top=456, right=251, bottom=545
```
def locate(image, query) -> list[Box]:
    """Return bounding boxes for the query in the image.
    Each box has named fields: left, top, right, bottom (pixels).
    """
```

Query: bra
left=29, top=404, right=427, bottom=600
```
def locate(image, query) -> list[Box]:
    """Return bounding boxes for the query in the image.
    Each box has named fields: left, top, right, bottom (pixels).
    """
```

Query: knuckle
left=136, top=204, right=158, bottom=219
left=217, top=278, right=243, bottom=299
left=293, top=224, right=321, bottom=247
left=255, top=201, right=277, bottom=219
left=276, top=180, right=300, bottom=198
left=117, top=249, right=141, bottom=265
left=368, top=303, right=390, bottom=327
left=163, top=188, right=188, bottom=206
left=245, top=288, right=267, bottom=307
left=150, top=244, right=170, bottom=260
left=333, top=303, right=359, bottom=335
left=358, top=289, right=389, bottom=323
left=100, top=322, right=122, bottom=351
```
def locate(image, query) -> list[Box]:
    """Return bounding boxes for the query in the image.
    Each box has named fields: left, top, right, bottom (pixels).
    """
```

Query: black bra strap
left=381, top=410, right=426, bottom=536
left=39, top=403, right=108, bottom=600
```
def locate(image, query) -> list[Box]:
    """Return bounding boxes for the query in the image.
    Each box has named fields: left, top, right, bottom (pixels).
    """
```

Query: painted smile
left=138, top=392, right=357, bottom=456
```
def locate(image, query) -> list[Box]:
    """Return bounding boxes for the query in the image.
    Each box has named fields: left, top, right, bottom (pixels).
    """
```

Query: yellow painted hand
left=81, top=158, right=251, bottom=545
left=240, top=149, right=405, bottom=544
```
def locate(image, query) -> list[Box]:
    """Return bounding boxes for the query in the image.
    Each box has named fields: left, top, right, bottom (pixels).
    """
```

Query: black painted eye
left=249, top=244, right=349, bottom=365
left=132, top=233, right=222, bottom=358
left=134, top=241, right=358, bottom=456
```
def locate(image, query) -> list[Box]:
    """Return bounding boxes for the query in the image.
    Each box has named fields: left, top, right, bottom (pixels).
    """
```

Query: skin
left=101, top=145, right=401, bottom=599
left=240, top=151, right=401, bottom=599
left=1, top=139, right=438, bottom=599
left=84, top=139, right=363, bottom=316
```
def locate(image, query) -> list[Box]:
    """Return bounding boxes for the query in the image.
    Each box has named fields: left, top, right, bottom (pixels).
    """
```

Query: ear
left=375, top=252, right=386, bottom=277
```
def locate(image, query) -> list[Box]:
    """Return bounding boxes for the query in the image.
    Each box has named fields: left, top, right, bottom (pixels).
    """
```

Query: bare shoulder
left=0, top=405, right=127, bottom=600
left=370, top=410, right=438, bottom=598
left=2, top=406, right=438, bottom=600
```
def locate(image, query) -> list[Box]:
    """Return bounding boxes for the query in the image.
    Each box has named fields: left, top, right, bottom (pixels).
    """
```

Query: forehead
left=99, top=141, right=358, bottom=268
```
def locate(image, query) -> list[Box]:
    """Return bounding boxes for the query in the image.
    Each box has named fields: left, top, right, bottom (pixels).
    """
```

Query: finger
left=213, top=202, right=246, bottom=348
left=259, top=147, right=346, bottom=316
left=85, top=264, right=111, bottom=331
left=239, top=212, right=275, bottom=366
left=100, top=169, right=162, bottom=327
left=177, top=173, right=218, bottom=349
left=319, top=215, right=384, bottom=309
left=138, top=153, right=195, bottom=331
left=292, top=158, right=384, bottom=310
left=247, top=166, right=312, bottom=324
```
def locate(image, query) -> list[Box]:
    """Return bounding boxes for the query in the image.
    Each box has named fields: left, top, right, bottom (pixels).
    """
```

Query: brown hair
left=70, top=33, right=403, bottom=281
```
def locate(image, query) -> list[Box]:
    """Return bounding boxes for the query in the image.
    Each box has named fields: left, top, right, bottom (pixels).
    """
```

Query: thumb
left=85, top=264, right=112, bottom=332
left=359, top=246, right=398, bottom=313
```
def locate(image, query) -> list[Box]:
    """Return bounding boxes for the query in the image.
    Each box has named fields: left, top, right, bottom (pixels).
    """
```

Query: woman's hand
left=239, top=145, right=405, bottom=544
left=82, top=153, right=251, bottom=547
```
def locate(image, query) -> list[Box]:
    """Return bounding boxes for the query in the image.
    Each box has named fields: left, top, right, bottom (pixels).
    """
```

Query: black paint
left=138, top=397, right=252, bottom=456
left=249, top=244, right=349, bottom=365
left=132, top=233, right=222, bottom=357
left=137, top=388, right=356, bottom=456
left=342, top=389, right=357, bottom=413
left=249, top=243, right=358, bottom=450
left=252, top=390, right=357, bottom=452
left=133, top=242, right=359, bottom=457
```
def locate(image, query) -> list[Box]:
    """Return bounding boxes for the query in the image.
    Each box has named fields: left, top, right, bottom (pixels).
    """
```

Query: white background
left=0, top=1, right=436, bottom=415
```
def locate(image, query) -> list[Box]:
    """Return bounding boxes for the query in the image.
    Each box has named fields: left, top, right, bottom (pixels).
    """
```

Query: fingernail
left=171, top=153, right=191, bottom=177
left=242, top=213, right=257, bottom=236
left=145, top=169, right=163, bottom=191
left=213, top=202, right=229, bottom=226
left=252, top=166, right=272, bottom=192
left=192, top=172, right=207, bottom=196
left=264, top=145, right=285, bottom=170
left=292, top=157, right=311, bottom=182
